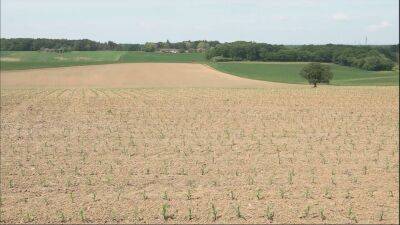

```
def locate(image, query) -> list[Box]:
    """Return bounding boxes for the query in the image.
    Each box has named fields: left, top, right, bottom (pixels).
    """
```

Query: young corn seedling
left=363, top=166, right=367, bottom=175
left=58, top=210, right=66, bottom=223
left=288, top=170, right=294, bottom=185
left=235, top=205, right=245, bottom=219
left=348, top=207, right=357, bottom=223
left=319, top=208, right=326, bottom=221
left=92, top=192, right=97, bottom=202
left=186, top=189, right=192, bottom=200
left=201, top=164, right=206, bottom=175
left=9, top=180, right=14, bottom=189
left=79, top=209, right=86, bottom=222
left=345, top=190, right=353, bottom=199
left=142, top=190, right=148, bottom=200
left=385, top=157, right=390, bottom=172
left=378, top=210, right=384, bottom=221
left=162, top=204, right=170, bottom=221
left=111, top=210, right=118, bottom=222
left=324, top=188, right=332, bottom=199
left=248, top=176, right=254, bottom=185
left=304, top=188, right=312, bottom=199
left=311, top=169, right=316, bottom=184
left=265, top=204, right=274, bottom=222
left=279, top=188, right=287, bottom=199
left=368, top=189, right=376, bottom=198
left=132, top=207, right=142, bottom=222
left=162, top=191, right=169, bottom=201
left=211, top=203, right=218, bottom=221
left=276, top=148, right=281, bottom=165
left=188, top=208, right=193, bottom=221
left=300, top=206, right=311, bottom=219
left=24, top=212, right=35, bottom=223
left=268, top=175, right=274, bottom=185
left=256, top=189, right=263, bottom=200
left=230, top=190, right=236, bottom=200
left=69, top=192, right=75, bottom=203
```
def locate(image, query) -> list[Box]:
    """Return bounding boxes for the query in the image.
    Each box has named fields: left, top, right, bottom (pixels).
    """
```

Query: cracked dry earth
left=0, top=65, right=399, bottom=224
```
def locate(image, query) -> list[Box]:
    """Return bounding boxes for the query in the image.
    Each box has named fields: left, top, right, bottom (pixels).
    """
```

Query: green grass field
left=1, top=51, right=398, bottom=86
left=208, top=62, right=399, bottom=86
left=0, top=51, right=206, bottom=70
left=119, top=51, right=206, bottom=63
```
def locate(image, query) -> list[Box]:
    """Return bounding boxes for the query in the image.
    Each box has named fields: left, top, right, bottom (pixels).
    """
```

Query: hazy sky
left=1, top=0, right=399, bottom=44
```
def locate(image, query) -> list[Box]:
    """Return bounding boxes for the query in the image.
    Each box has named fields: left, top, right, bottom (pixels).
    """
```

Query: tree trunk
left=313, top=82, right=317, bottom=88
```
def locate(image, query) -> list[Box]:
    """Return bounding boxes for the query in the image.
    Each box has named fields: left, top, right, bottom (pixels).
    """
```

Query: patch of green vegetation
left=0, top=51, right=206, bottom=70
left=208, top=62, right=399, bottom=86
left=0, top=51, right=123, bottom=70
left=119, top=51, right=206, bottom=63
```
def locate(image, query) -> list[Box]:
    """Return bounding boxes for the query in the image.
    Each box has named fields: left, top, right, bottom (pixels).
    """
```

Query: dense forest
left=206, top=42, right=399, bottom=71
left=1, top=38, right=398, bottom=71
left=0, top=38, right=141, bottom=51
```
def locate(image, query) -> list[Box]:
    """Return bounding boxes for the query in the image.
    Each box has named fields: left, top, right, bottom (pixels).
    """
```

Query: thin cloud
left=272, top=16, right=289, bottom=21
left=367, top=21, right=391, bottom=32
left=332, top=13, right=350, bottom=21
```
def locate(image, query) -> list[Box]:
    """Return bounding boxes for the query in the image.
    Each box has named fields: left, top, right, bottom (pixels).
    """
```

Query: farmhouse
left=159, top=48, right=179, bottom=53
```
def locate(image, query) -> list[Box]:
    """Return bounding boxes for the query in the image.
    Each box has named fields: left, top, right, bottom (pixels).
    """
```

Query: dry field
left=0, top=63, right=269, bottom=88
left=0, top=64, right=399, bottom=224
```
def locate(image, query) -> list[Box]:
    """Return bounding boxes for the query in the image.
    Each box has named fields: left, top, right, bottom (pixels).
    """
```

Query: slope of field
left=0, top=63, right=270, bottom=88
left=1, top=86, right=398, bottom=224
left=0, top=51, right=205, bottom=70
left=209, top=62, right=400, bottom=86
left=0, top=51, right=123, bottom=70
left=119, top=52, right=206, bottom=63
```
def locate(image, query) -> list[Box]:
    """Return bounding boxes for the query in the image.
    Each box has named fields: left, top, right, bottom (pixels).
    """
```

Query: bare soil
left=0, top=57, right=20, bottom=62
left=1, top=63, right=273, bottom=88
left=0, top=63, right=398, bottom=224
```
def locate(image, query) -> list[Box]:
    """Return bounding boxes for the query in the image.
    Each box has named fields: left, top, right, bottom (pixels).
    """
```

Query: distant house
left=159, top=48, right=179, bottom=53
left=40, top=48, right=66, bottom=54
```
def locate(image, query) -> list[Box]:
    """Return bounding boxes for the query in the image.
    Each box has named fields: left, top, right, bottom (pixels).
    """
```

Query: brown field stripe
left=56, top=89, right=69, bottom=98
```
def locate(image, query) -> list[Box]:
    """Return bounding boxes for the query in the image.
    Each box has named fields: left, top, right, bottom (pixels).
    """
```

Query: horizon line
left=1, top=36, right=399, bottom=46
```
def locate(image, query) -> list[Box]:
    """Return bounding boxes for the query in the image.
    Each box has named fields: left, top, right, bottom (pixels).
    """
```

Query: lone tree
left=300, top=62, right=333, bottom=87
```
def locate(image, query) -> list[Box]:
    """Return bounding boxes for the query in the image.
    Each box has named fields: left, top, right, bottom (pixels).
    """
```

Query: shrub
left=211, top=56, right=234, bottom=62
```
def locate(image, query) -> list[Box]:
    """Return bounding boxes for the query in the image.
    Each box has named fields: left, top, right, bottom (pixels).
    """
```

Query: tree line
left=0, top=38, right=143, bottom=51
left=0, top=38, right=219, bottom=52
left=205, top=41, right=398, bottom=71
left=142, top=40, right=220, bottom=52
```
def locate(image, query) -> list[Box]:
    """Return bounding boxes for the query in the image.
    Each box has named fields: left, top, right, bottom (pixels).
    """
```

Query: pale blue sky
left=1, top=0, right=398, bottom=44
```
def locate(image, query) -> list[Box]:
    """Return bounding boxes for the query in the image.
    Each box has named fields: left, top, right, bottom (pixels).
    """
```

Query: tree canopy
left=300, top=63, right=333, bottom=87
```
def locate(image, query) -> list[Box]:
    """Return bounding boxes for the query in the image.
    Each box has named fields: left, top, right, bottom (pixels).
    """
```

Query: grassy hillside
left=0, top=51, right=121, bottom=70
left=208, top=62, right=399, bottom=86
left=119, top=52, right=206, bottom=63
left=0, top=51, right=205, bottom=70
